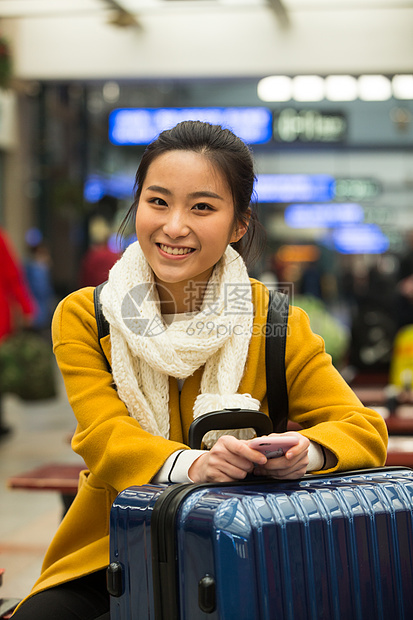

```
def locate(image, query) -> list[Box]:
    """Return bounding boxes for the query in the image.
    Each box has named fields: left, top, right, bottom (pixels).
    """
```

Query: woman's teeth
left=159, top=244, right=193, bottom=256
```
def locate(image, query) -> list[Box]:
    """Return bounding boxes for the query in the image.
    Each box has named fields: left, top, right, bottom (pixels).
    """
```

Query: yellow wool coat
left=21, top=279, right=388, bottom=603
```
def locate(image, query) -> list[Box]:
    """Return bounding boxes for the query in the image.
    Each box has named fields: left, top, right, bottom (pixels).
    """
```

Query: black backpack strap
left=93, top=281, right=110, bottom=343
left=265, top=290, right=289, bottom=433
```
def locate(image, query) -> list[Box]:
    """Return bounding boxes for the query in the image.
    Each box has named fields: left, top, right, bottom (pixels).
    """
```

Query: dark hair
left=119, top=120, right=266, bottom=266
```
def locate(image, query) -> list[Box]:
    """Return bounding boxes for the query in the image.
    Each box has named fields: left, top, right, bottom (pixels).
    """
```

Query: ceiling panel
left=0, top=0, right=105, bottom=18
left=118, top=0, right=413, bottom=10
left=1, top=0, right=411, bottom=18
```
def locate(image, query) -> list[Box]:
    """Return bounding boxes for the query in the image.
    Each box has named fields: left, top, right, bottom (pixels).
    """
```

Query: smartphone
left=249, top=436, right=299, bottom=459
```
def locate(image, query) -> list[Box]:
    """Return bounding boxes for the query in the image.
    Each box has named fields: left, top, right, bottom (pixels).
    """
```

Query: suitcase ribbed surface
left=110, top=468, right=413, bottom=620
left=207, top=471, right=413, bottom=619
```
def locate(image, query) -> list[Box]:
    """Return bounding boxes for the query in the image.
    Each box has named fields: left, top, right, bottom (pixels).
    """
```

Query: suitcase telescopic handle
left=188, top=409, right=273, bottom=450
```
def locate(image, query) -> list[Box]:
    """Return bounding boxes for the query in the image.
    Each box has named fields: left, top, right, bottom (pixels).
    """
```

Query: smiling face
left=135, top=150, right=247, bottom=312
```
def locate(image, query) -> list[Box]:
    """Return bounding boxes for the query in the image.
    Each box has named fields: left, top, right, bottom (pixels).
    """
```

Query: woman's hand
left=188, top=431, right=310, bottom=483
left=252, top=432, right=310, bottom=480
left=188, top=434, right=268, bottom=483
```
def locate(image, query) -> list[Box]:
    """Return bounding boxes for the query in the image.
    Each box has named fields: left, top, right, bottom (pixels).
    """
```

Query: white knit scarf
left=100, top=241, right=260, bottom=445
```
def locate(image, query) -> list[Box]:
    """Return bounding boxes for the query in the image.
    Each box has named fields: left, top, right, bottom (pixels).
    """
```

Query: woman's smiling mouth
left=157, top=243, right=195, bottom=256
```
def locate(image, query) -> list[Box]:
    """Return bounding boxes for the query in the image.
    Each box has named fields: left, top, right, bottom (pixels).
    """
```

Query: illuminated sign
left=255, top=174, right=335, bottom=203
left=334, top=178, right=381, bottom=201
left=109, top=107, right=273, bottom=145
left=363, top=205, right=392, bottom=226
left=84, top=174, right=134, bottom=202
left=328, top=225, right=389, bottom=254
left=273, top=108, right=347, bottom=143
left=277, top=245, right=321, bottom=263
left=285, top=203, right=364, bottom=228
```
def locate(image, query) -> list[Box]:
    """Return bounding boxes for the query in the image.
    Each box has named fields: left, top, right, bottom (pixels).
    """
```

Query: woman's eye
left=149, top=197, right=167, bottom=206
left=193, top=203, right=213, bottom=212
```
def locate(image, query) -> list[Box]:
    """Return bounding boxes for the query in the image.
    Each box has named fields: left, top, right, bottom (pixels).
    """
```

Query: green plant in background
left=0, top=331, right=57, bottom=401
left=294, top=295, right=350, bottom=369
left=0, top=35, right=12, bottom=89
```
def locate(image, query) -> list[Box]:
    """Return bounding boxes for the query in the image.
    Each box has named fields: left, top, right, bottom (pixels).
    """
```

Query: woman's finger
left=212, top=435, right=267, bottom=466
left=207, top=451, right=255, bottom=475
left=255, top=450, right=310, bottom=479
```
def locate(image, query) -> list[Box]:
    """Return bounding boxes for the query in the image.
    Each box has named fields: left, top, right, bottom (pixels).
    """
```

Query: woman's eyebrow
left=145, top=185, right=171, bottom=195
left=145, top=186, right=224, bottom=200
left=188, top=190, right=224, bottom=200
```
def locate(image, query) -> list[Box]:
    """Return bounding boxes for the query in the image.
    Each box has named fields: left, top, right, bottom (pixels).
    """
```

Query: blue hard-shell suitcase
left=107, top=412, right=413, bottom=620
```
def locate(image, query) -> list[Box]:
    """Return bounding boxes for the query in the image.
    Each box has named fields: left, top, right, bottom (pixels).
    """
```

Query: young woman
left=12, top=121, right=387, bottom=619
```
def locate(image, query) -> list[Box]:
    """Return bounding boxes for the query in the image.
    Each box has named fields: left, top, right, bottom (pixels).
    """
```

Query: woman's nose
left=162, top=209, right=190, bottom=239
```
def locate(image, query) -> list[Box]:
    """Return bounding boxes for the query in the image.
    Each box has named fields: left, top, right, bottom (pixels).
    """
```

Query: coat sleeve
left=285, top=304, right=388, bottom=472
left=52, top=288, right=189, bottom=492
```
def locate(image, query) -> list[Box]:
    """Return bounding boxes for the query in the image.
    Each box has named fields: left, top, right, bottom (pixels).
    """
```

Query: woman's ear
left=230, top=208, right=251, bottom=244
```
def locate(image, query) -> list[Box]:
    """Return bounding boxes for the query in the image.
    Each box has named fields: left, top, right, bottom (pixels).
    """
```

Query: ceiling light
left=325, top=75, right=358, bottom=101
left=358, top=75, right=391, bottom=101
left=103, top=81, right=120, bottom=103
left=257, top=76, right=292, bottom=102
left=292, top=76, right=325, bottom=102
left=392, top=75, right=413, bottom=100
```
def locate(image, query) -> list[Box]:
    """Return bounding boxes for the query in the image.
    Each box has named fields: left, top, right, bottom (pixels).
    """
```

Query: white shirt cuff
left=151, top=449, right=207, bottom=484
left=307, top=441, right=325, bottom=472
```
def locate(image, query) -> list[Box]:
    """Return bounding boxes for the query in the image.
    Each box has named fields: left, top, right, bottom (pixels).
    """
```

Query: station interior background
left=0, top=0, right=413, bottom=607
